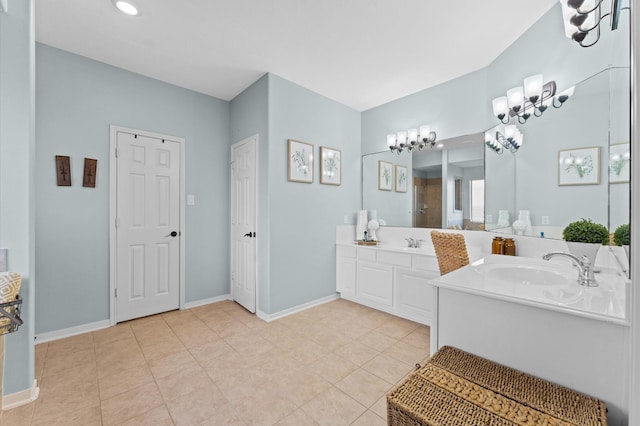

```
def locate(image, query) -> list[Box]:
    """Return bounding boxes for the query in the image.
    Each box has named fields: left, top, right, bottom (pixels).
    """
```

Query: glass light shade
left=505, top=125, right=517, bottom=140
left=507, top=87, right=524, bottom=109
left=387, top=134, right=396, bottom=148
left=115, top=0, right=139, bottom=15
left=484, top=132, right=493, bottom=144
left=524, top=74, right=543, bottom=99
left=492, top=97, right=508, bottom=116
left=407, top=128, right=418, bottom=143
left=559, top=86, right=575, bottom=98
left=419, top=125, right=431, bottom=138
left=396, top=131, right=407, bottom=145
left=560, top=0, right=578, bottom=38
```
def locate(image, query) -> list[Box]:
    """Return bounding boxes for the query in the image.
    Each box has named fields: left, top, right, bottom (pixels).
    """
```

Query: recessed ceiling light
left=114, top=0, right=139, bottom=16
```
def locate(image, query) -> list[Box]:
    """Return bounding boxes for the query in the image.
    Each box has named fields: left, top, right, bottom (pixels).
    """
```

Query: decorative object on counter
left=82, top=158, right=98, bottom=188
left=356, top=210, right=368, bottom=241
left=562, top=218, right=609, bottom=268
left=287, top=139, right=314, bottom=183
left=558, top=146, right=600, bottom=186
left=560, top=0, right=625, bottom=48
left=492, top=74, right=572, bottom=125
left=512, top=220, right=526, bottom=236
left=378, top=160, right=393, bottom=191
left=367, top=219, right=380, bottom=241
left=431, top=231, right=470, bottom=275
left=518, top=210, right=533, bottom=236
left=503, top=238, right=517, bottom=256
left=395, top=165, right=408, bottom=192
left=609, top=142, right=630, bottom=183
left=387, top=125, right=438, bottom=154
left=0, top=272, right=23, bottom=335
left=491, top=236, right=504, bottom=255
left=319, top=146, right=341, bottom=185
left=496, top=210, right=510, bottom=228
left=55, top=155, right=72, bottom=186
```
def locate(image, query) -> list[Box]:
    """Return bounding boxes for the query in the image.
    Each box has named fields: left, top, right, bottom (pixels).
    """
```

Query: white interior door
left=230, top=136, right=257, bottom=313
left=115, top=131, right=181, bottom=322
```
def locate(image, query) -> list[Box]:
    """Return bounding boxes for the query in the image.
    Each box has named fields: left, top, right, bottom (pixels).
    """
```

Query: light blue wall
left=361, top=69, right=489, bottom=155
left=35, top=44, right=231, bottom=333
left=0, top=0, right=36, bottom=395
left=267, top=74, right=361, bottom=314
left=229, top=74, right=270, bottom=313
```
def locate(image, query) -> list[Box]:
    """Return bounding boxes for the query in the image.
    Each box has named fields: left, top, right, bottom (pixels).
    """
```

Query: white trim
left=183, top=294, right=231, bottom=309
left=2, top=380, right=39, bottom=410
left=629, top=2, right=639, bottom=424
left=109, top=125, right=186, bottom=325
left=35, top=320, right=110, bottom=344
left=230, top=135, right=259, bottom=313
left=256, top=294, right=339, bottom=322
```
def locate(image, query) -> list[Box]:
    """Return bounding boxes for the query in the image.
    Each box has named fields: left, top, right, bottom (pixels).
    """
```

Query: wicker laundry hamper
left=387, top=346, right=607, bottom=426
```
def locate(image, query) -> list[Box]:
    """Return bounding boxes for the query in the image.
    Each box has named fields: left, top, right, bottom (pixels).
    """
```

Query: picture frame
left=319, top=146, right=341, bottom=185
left=83, top=158, right=98, bottom=188
left=609, top=142, right=630, bottom=184
left=288, top=139, right=314, bottom=183
left=378, top=160, right=393, bottom=191
left=395, top=165, right=408, bottom=192
left=55, top=155, right=72, bottom=186
left=558, top=146, right=600, bottom=186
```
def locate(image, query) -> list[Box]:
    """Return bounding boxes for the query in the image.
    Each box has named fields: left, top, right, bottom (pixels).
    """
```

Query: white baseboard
left=35, top=320, right=111, bottom=344
left=257, top=293, right=339, bottom=322
left=183, top=294, right=231, bottom=309
left=2, top=380, right=39, bottom=410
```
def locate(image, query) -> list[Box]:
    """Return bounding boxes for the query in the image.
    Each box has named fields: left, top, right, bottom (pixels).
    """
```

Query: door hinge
left=115, top=218, right=120, bottom=228
left=115, top=288, right=118, bottom=298
left=115, top=148, right=119, bottom=158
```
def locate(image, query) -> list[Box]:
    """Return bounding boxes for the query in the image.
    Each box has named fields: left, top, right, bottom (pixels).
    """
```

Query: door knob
left=166, top=231, right=178, bottom=237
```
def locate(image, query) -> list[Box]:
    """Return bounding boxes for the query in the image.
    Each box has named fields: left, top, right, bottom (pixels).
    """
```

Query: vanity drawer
left=357, top=248, right=377, bottom=262
left=412, top=255, right=439, bottom=273
left=378, top=251, right=412, bottom=268
left=337, top=245, right=356, bottom=259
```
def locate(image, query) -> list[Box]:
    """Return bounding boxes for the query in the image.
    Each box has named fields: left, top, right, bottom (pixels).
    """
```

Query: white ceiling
left=35, top=0, right=558, bottom=112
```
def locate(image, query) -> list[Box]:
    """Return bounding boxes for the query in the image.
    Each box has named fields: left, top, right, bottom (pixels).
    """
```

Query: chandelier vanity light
left=492, top=74, right=574, bottom=124
left=387, top=125, right=437, bottom=154
left=559, top=0, right=625, bottom=48
left=485, top=125, right=524, bottom=155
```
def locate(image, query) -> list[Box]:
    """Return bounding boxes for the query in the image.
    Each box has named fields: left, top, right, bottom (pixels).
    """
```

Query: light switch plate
left=541, top=215, right=550, bottom=225
left=187, top=194, right=195, bottom=205
left=486, top=214, right=493, bottom=223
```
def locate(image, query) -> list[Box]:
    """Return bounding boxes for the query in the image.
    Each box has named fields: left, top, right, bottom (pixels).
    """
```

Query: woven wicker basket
left=430, top=231, right=470, bottom=275
left=387, top=346, right=607, bottom=426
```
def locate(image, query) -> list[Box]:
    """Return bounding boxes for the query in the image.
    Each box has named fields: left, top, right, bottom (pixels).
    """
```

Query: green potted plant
left=613, top=223, right=630, bottom=262
left=562, top=218, right=609, bottom=267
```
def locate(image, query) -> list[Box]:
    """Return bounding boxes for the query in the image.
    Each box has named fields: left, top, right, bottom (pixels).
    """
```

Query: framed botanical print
left=609, top=142, right=630, bottom=184
left=288, top=139, right=314, bottom=183
left=558, top=146, right=600, bottom=186
left=378, top=160, right=393, bottom=191
left=395, top=165, right=408, bottom=192
left=320, top=146, right=341, bottom=185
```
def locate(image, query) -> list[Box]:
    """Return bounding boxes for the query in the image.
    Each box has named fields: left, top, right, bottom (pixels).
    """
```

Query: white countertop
left=429, top=254, right=630, bottom=326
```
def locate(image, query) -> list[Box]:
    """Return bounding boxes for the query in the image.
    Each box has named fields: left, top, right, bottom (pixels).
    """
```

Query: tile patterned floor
left=0, top=299, right=430, bottom=425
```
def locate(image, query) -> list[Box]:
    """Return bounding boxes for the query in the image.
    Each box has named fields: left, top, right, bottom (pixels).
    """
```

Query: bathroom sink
left=484, top=264, right=573, bottom=286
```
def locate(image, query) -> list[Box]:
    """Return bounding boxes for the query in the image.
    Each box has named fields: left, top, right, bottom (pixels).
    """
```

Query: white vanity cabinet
left=336, top=244, right=438, bottom=325
left=335, top=245, right=356, bottom=298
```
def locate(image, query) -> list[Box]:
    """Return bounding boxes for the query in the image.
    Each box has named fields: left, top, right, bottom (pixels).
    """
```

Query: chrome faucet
left=542, top=252, right=598, bottom=287
left=405, top=238, right=423, bottom=248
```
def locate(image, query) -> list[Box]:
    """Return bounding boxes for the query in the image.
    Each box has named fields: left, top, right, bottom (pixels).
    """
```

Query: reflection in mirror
left=484, top=67, right=630, bottom=241
left=362, top=135, right=485, bottom=229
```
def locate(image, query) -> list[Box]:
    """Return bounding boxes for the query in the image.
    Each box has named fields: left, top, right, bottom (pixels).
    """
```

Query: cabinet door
left=336, top=256, right=357, bottom=297
left=357, top=261, right=393, bottom=306
left=395, top=268, right=436, bottom=324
